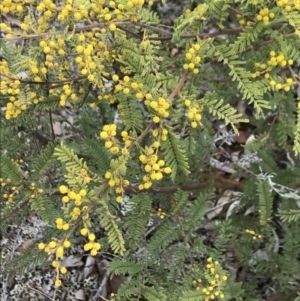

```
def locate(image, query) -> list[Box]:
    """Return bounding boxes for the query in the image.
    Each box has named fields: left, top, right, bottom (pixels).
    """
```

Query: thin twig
left=93, top=270, right=110, bottom=301
left=49, top=111, right=55, bottom=141
left=27, top=286, right=53, bottom=300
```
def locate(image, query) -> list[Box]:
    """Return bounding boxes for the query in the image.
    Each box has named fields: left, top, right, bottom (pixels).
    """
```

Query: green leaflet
left=161, top=126, right=190, bottom=181
left=109, top=259, right=144, bottom=276
left=32, top=142, right=56, bottom=177
left=204, top=95, right=249, bottom=134
left=97, top=198, right=126, bottom=255
left=0, top=154, right=23, bottom=183
left=257, top=180, right=273, bottom=225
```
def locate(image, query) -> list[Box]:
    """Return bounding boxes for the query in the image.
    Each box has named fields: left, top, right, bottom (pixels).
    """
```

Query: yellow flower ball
left=80, top=228, right=88, bottom=236
left=55, top=279, right=62, bottom=287
left=63, top=240, right=71, bottom=248
left=90, top=249, right=97, bottom=256
left=164, top=167, right=171, bottom=174
left=49, top=241, right=57, bottom=248
left=79, top=189, right=87, bottom=197
left=60, top=266, right=67, bottom=274
left=109, top=23, right=116, bottom=31
left=38, top=243, right=45, bottom=250
left=62, top=223, right=69, bottom=231
left=153, top=116, right=160, bottom=123
left=52, top=260, right=58, bottom=267
left=112, top=75, right=119, bottom=81
left=56, top=246, right=64, bottom=258
left=62, top=196, right=69, bottom=203
left=116, top=196, right=123, bottom=203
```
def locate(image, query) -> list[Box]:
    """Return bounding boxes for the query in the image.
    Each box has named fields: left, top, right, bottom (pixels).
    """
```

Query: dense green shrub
left=1, top=0, right=300, bottom=300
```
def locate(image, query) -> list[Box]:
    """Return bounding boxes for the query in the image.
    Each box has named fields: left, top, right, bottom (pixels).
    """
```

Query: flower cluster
left=59, top=185, right=88, bottom=218
left=90, top=93, right=117, bottom=108
left=37, top=183, right=96, bottom=287
left=80, top=228, right=101, bottom=256
left=256, top=7, right=275, bottom=26
left=0, top=0, right=154, bottom=120
left=60, top=84, right=78, bottom=106
left=192, top=257, right=228, bottom=300
left=78, top=168, right=92, bottom=184
left=144, top=95, right=171, bottom=124
left=29, top=182, right=44, bottom=199
left=277, top=0, right=299, bottom=11
left=113, top=74, right=144, bottom=99
left=99, top=124, right=120, bottom=154
left=121, top=130, right=133, bottom=147
left=252, top=51, right=294, bottom=91
left=236, top=14, right=248, bottom=26
left=0, top=61, right=27, bottom=119
left=245, top=229, right=262, bottom=240
left=0, top=0, right=27, bottom=15
left=270, top=77, right=294, bottom=92
left=0, top=22, right=12, bottom=35
left=1, top=177, right=16, bottom=204
left=138, top=146, right=171, bottom=190
left=157, top=208, right=167, bottom=219
left=55, top=218, right=69, bottom=231
left=152, top=127, right=169, bottom=141
left=184, top=99, right=203, bottom=128
left=183, top=44, right=202, bottom=74
left=104, top=171, right=130, bottom=203
left=38, top=239, right=71, bottom=287
left=267, top=51, right=293, bottom=68
left=11, top=158, right=24, bottom=166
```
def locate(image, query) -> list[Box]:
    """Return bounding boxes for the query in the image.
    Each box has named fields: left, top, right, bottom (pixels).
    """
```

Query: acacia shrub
left=1, top=1, right=300, bottom=301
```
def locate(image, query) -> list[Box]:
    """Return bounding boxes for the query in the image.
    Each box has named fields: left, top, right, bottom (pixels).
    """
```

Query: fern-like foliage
left=147, top=220, right=181, bottom=257
left=161, top=126, right=190, bottom=181
left=109, top=259, right=144, bottom=276
left=257, top=180, right=273, bottom=225
left=31, top=142, right=56, bottom=178
left=208, top=0, right=231, bottom=28
left=0, top=154, right=23, bottom=183
left=180, top=289, right=206, bottom=301
left=54, top=143, right=91, bottom=186
left=123, top=193, right=152, bottom=247
left=232, top=21, right=264, bottom=53
left=244, top=132, right=269, bottom=152
left=183, top=192, right=210, bottom=234
left=284, top=10, right=300, bottom=38
left=204, top=93, right=249, bottom=133
left=28, top=194, right=60, bottom=223
left=115, top=280, right=143, bottom=300
left=208, top=45, right=270, bottom=115
left=139, top=9, right=161, bottom=24
left=171, top=190, right=189, bottom=214
left=118, top=96, right=144, bottom=132
left=34, top=95, right=61, bottom=111
left=172, top=4, right=209, bottom=41
left=293, top=105, right=300, bottom=155
left=97, top=198, right=126, bottom=255
left=83, top=139, right=111, bottom=175
left=140, top=285, right=167, bottom=301
left=279, top=209, right=300, bottom=223
left=278, top=223, right=300, bottom=274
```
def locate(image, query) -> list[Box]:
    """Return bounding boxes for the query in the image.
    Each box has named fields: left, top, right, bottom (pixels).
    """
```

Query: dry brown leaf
left=83, top=255, right=95, bottom=278
left=74, top=289, right=85, bottom=300
left=17, top=239, right=36, bottom=252
left=61, top=255, right=83, bottom=267
left=207, top=190, right=233, bottom=219
left=226, top=200, right=240, bottom=220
